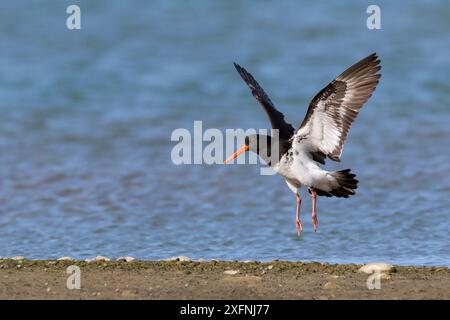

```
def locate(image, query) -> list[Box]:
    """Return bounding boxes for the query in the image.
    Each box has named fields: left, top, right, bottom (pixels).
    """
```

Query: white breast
left=274, top=144, right=335, bottom=191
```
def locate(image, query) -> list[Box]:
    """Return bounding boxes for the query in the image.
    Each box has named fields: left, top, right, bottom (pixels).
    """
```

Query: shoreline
left=0, top=258, right=448, bottom=299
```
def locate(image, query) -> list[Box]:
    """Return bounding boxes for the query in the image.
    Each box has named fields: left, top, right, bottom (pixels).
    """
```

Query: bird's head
left=224, top=134, right=271, bottom=164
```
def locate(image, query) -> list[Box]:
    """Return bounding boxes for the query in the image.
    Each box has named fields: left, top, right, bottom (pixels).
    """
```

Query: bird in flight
left=224, top=53, right=381, bottom=237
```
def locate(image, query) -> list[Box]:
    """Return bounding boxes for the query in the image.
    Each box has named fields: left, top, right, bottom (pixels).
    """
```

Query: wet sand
left=0, top=259, right=448, bottom=299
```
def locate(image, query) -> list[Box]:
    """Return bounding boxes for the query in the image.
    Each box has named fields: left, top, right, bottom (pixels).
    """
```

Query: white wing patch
left=295, top=53, right=381, bottom=162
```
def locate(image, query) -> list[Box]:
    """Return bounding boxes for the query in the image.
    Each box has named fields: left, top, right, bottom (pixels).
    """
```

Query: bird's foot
left=296, top=219, right=303, bottom=238
left=312, top=214, right=318, bottom=232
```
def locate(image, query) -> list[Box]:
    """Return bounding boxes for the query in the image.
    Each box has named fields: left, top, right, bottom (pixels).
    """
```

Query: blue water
left=0, top=1, right=449, bottom=266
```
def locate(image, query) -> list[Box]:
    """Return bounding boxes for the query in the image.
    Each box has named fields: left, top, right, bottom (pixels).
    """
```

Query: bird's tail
left=314, top=169, right=358, bottom=198
left=328, top=169, right=358, bottom=198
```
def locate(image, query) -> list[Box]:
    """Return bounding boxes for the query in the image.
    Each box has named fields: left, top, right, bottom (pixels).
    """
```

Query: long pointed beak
left=224, top=145, right=249, bottom=164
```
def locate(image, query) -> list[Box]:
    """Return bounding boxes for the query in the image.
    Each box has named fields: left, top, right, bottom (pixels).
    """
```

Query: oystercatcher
left=225, top=53, right=381, bottom=237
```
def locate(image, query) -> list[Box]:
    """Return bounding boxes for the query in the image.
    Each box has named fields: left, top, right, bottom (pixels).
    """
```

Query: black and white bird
left=224, top=53, right=381, bottom=237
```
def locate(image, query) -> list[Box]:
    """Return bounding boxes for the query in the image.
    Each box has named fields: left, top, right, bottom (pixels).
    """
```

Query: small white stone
left=95, top=256, right=110, bottom=262
left=116, top=256, right=135, bottom=262
left=57, top=256, right=73, bottom=261
left=163, top=256, right=191, bottom=262
left=380, top=273, right=391, bottom=280
left=359, top=262, right=394, bottom=274
left=177, top=256, right=190, bottom=262
left=223, top=270, right=239, bottom=275
left=11, top=256, right=25, bottom=261
left=85, top=258, right=95, bottom=263
left=267, top=265, right=273, bottom=270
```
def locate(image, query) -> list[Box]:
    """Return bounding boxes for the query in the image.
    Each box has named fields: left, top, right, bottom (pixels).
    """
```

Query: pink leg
left=311, top=189, right=318, bottom=232
left=295, top=193, right=302, bottom=238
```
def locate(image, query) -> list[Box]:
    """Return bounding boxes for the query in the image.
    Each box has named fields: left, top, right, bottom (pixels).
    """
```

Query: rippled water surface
left=0, top=1, right=449, bottom=266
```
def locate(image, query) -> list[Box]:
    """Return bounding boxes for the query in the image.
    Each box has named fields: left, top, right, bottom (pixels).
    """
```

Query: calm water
left=0, top=1, right=449, bottom=266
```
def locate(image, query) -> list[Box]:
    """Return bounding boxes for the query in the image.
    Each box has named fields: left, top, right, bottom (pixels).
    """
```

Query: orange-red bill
left=224, top=145, right=249, bottom=164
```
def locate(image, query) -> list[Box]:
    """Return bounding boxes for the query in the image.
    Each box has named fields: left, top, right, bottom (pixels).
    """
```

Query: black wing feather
left=234, top=63, right=295, bottom=141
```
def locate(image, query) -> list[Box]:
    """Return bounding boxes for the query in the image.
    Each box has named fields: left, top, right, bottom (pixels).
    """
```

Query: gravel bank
left=0, top=259, right=448, bottom=299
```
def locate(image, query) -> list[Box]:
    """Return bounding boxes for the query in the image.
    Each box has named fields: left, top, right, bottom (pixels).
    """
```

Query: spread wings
left=296, top=53, right=381, bottom=163
left=234, top=63, right=295, bottom=141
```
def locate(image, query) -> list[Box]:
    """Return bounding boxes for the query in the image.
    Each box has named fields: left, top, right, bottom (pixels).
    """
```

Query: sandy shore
left=0, top=258, right=448, bottom=299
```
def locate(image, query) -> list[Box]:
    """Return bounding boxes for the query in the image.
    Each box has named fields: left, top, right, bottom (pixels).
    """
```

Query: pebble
left=380, top=273, right=391, bottom=280
left=11, top=256, right=25, bottom=261
left=164, top=256, right=191, bottom=262
left=324, top=281, right=340, bottom=289
left=116, top=256, right=135, bottom=262
left=57, top=257, right=74, bottom=261
left=223, top=270, right=239, bottom=275
left=359, top=262, right=394, bottom=274
left=95, top=256, right=110, bottom=262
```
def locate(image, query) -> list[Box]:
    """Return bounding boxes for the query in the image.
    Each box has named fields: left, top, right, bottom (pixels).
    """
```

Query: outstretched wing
left=296, top=53, right=381, bottom=163
left=234, top=63, right=295, bottom=141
